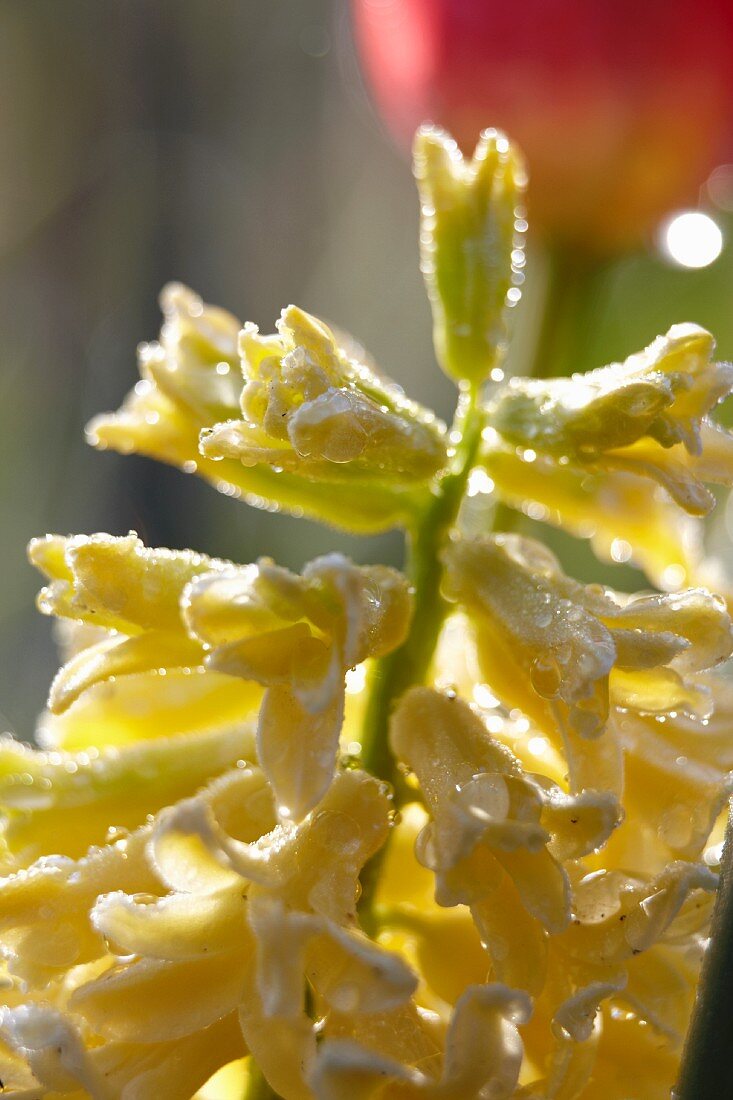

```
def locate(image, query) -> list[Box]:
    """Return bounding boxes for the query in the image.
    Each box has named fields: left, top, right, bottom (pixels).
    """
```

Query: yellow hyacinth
left=1, top=126, right=732, bottom=1099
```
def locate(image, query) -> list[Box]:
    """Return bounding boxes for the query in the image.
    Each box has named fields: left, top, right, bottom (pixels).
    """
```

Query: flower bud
left=413, top=125, right=526, bottom=387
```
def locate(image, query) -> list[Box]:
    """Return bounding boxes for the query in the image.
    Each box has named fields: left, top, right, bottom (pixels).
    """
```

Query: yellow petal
left=39, top=667, right=260, bottom=751
left=92, top=887, right=250, bottom=961
left=0, top=829, right=158, bottom=987
left=71, top=949, right=250, bottom=1043
left=31, top=532, right=226, bottom=635
left=48, top=630, right=205, bottom=714
left=256, top=684, right=344, bottom=821
left=0, top=725, right=255, bottom=866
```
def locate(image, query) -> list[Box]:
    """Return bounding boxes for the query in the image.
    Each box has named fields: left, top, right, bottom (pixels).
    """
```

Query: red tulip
left=352, top=0, right=733, bottom=252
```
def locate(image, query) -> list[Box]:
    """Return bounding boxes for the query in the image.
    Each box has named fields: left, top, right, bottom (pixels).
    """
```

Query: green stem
left=358, top=390, right=484, bottom=926
left=675, top=802, right=733, bottom=1099
left=529, top=247, right=608, bottom=380
left=360, top=392, right=484, bottom=782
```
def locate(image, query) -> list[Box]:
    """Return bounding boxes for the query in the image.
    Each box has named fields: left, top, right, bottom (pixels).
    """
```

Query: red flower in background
left=352, top=0, right=733, bottom=253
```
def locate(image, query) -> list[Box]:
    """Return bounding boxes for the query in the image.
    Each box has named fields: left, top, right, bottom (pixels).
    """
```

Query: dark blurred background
left=2, top=1, right=733, bottom=736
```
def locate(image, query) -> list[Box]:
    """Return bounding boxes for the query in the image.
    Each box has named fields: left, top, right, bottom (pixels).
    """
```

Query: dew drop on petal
left=530, top=654, right=562, bottom=699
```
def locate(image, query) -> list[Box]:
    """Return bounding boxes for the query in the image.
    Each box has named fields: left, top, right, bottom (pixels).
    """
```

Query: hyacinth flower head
left=1, top=125, right=733, bottom=1100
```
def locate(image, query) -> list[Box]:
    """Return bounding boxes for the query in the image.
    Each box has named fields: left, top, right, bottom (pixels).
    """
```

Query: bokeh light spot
left=660, top=211, right=723, bottom=269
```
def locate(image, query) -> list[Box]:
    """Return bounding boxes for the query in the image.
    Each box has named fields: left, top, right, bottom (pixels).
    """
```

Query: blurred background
left=3, top=0, right=733, bottom=736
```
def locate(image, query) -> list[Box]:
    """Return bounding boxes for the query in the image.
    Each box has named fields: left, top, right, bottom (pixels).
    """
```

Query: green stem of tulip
left=530, top=247, right=608, bottom=380
left=358, top=388, right=484, bottom=927
left=675, top=801, right=733, bottom=1100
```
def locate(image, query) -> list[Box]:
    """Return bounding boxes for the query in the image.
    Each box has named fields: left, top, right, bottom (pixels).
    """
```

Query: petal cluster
left=30, top=532, right=411, bottom=823
left=202, top=305, right=446, bottom=485
left=379, top=685, right=718, bottom=1097
left=88, top=287, right=447, bottom=533
left=0, top=763, right=416, bottom=1099
left=482, top=325, right=733, bottom=589
left=0, top=516, right=730, bottom=1098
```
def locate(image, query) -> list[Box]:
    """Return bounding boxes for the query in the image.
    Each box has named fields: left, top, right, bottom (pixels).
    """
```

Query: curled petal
left=70, top=949, right=249, bottom=1043
left=488, top=324, right=727, bottom=461
left=92, top=887, right=249, bottom=961
left=536, top=784, right=623, bottom=861
left=1, top=1006, right=245, bottom=1100
left=310, top=1040, right=420, bottom=1100
left=392, top=689, right=570, bottom=934
left=30, top=532, right=226, bottom=635
left=605, top=588, right=732, bottom=674
left=0, top=1004, right=108, bottom=1097
left=182, top=567, right=281, bottom=646
left=552, top=978, right=626, bottom=1043
left=439, top=984, right=531, bottom=1098
left=443, top=533, right=733, bottom=745
left=47, top=630, right=205, bottom=715
left=483, top=325, right=733, bottom=598
left=256, top=684, right=345, bottom=822
left=184, top=554, right=410, bottom=818
left=151, top=769, right=390, bottom=923
left=559, top=862, right=716, bottom=968
left=248, top=896, right=416, bottom=1019
left=443, top=535, right=615, bottom=740
left=150, top=796, right=245, bottom=897
left=225, top=770, right=391, bottom=921
left=207, top=303, right=447, bottom=483
left=195, top=302, right=447, bottom=531
left=311, top=984, right=530, bottom=1099
left=0, top=830, right=157, bottom=987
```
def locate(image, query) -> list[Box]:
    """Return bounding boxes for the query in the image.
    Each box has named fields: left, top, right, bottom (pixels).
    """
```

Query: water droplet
left=530, top=655, right=562, bottom=699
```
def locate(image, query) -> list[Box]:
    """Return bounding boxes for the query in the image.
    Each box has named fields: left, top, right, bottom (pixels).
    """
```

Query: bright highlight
left=661, top=210, right=723, bottom=269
